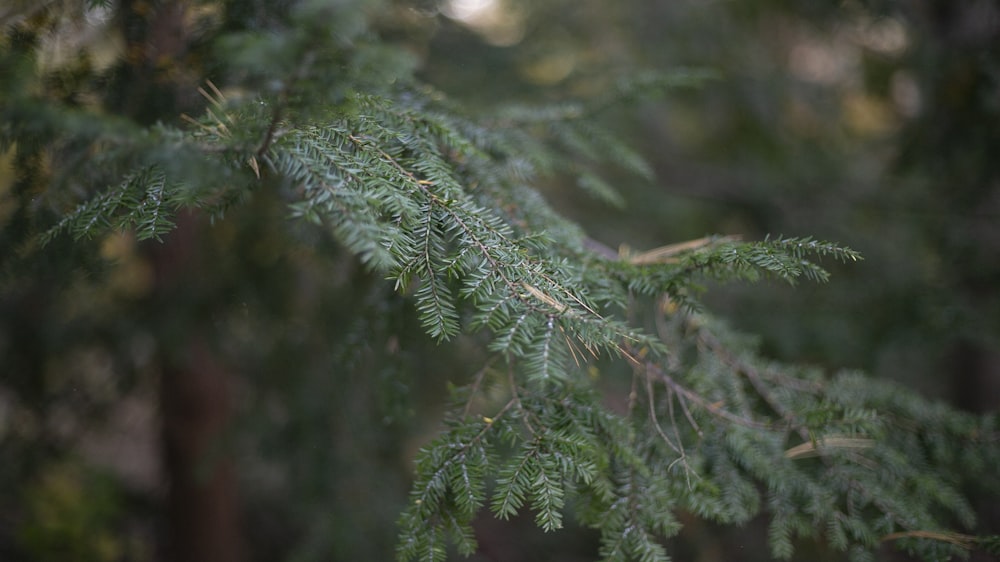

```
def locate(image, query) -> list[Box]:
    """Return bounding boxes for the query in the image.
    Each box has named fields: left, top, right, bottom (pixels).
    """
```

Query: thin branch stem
left=462, top=356, right=498, bottom=420
left=643, top=366, right=682, bottom=455
left=693, top=321, right=814, bottom=441
left=507, top=361, right=538, bottom=436
left=619, top=343, right=777, bottom=431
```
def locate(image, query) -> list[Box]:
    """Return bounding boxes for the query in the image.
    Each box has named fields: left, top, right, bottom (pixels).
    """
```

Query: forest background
left=1, top=0, right=998, bottom=561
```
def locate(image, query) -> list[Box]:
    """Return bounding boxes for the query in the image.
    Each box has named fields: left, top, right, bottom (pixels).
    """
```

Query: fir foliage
left=4, top=1, right=999, bottom=561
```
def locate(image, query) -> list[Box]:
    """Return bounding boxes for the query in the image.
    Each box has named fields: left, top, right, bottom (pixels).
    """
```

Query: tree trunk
left=106, top=1, right=246, bottom=555
left=149, top=212, right=244, bottom=562
left=161, top=339, right=243, bottom=562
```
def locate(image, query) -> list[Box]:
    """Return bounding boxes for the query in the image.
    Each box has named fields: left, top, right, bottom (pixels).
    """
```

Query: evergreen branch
left=632, top=353, right=778, bottom=431
left=880, top=530, right=977, bottom=550
left=19, top=15, right=996, bottom=558
left=40, top=167, right=178, bottom=244
left=614, top=235, right=863, bottom=300
left=694, top=321, right=814, bottom=441
left=641, top=363, right=683, bottom=456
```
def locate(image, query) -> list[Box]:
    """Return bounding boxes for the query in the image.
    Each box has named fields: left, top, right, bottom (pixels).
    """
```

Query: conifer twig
left=649, top=361, right=776, bottom=431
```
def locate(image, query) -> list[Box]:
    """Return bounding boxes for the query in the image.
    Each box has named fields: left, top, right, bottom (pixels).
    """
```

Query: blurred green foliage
left=1, top=1, right=998, bottom=561
left=16, top=460, right=128, bottom=562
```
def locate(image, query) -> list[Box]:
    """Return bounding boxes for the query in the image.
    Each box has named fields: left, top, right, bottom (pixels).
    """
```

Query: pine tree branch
left=632, top=352, right=778, bottom=431
left=693, top=323, right=814, bottom=441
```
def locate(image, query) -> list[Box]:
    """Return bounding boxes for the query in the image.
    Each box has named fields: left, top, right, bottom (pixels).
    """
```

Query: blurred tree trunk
left=950, top=342, right=1000, bottom=413
left=915, top=3, right=1000, bottom=558
left=113, top=0, right=245, bottom=558
left=913, top=0, right=1000, bottom=416
left=149, top=213, right=245, bottom=562
left=160, top=339, right=243, bottom=562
